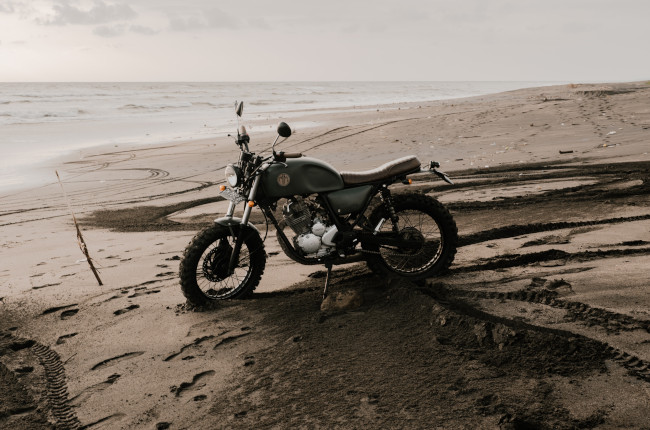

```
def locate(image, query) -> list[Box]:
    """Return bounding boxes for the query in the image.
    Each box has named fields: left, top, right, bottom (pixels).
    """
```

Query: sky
left=0, top=0, right=648, bottom=82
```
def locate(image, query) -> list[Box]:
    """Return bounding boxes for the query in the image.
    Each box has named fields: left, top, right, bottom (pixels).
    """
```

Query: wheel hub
left=202, top=240, right=233, bottom=282
left=398, top=227, right=424, bottom=254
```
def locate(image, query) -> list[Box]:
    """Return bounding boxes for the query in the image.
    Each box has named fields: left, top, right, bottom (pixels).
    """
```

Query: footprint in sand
left=69, top=373, right=121, bottom=407
left=61, top=309, right=79, bottom=320
left=56, top=333, right=78, bottom=345
left=42, top=304, right=78, bottom=315
left=171, top=370, right=215, bottom=397
left=81, top=413, right=126, bottom=428
left=32, top=282, right=62, bottom=290
left=163, top=335, right=216, bottom=361
left=8, top=339, right=36, bottom=351
left=91, top=351, right=145, bottom=371
left=113, top=304, right=140, bottom=316
left=127, top=289, right=160, bottom=299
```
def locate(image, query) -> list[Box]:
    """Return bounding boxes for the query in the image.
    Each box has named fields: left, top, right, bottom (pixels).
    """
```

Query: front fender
left=214, top=216, right=261, bottom=235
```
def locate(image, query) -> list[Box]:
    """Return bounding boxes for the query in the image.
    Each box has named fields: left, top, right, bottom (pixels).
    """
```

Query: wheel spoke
left=379, top=208, right=443, bottom=274
left=195, top=235, right=255, bottom=299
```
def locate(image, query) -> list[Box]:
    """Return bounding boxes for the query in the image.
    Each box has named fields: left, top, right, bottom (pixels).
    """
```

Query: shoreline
left=0, top=80, right=570, bottom=193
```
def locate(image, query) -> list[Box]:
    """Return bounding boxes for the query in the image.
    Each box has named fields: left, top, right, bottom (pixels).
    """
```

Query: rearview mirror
left=235, top=101, right=244, bottom=117
left=277, top=122, right=292, bottom=138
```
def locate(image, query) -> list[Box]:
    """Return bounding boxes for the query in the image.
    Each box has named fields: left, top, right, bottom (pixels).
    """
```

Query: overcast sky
left=1, top=0, right=648, bottom=82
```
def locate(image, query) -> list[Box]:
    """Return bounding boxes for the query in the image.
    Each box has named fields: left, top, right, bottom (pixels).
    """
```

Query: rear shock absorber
left=379, top=185, right=400, bottom=233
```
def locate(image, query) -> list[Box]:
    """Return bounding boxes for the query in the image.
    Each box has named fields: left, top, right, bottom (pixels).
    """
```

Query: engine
left=282, top=197, right=338, bottom=258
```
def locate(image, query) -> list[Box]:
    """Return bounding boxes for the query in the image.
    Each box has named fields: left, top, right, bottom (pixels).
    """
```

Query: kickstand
left=323, top=262, right=333, bottom=299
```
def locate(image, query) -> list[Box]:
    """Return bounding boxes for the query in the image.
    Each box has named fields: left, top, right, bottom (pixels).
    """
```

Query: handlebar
left=281, top=152, right=302, bottom=158
left=273, top=151, right=303, bottom=162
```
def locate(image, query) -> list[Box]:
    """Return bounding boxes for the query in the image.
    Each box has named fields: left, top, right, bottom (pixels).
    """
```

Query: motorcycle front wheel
left=363, top=193, right=457, bottom=280
left=179, top=224, right=266, bottom=306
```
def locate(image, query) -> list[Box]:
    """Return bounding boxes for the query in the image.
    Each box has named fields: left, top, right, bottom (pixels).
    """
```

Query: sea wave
left=0, top=108, right=90, bottom=125
left=119, top=102, right=195, bottom=111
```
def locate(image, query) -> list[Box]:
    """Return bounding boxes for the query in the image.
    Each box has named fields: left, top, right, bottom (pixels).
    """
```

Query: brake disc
left=202, top=240, right=233, bottom=282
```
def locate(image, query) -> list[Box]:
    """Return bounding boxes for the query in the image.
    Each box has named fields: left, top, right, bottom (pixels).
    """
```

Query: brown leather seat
left=340, top=155, right=421, bottom=186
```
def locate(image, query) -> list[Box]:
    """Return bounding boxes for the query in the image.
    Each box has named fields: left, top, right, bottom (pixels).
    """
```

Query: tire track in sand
left=421, top=284, right=650, bottom=384
left=0, top=334, right=82, bottom=429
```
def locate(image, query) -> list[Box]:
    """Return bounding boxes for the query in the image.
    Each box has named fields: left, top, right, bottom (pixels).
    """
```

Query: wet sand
left=1, top=81, right=650, bottom=429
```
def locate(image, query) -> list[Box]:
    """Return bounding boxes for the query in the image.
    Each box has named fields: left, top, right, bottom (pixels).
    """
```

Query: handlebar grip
left=282, top=152, right=302, bottom=158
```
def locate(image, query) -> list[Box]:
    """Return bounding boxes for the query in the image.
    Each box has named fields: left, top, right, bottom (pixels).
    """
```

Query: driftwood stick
left=56, top=171, right=103, bottom=286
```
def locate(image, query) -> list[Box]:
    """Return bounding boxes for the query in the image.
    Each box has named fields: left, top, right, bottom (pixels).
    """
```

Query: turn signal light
left=219, top=185, right=226, bottom=191
left=248, top=201, right=255, bottom=207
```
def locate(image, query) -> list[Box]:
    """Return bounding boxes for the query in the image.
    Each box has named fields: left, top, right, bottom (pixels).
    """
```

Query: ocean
left=0, top=81, right=561, bottom=191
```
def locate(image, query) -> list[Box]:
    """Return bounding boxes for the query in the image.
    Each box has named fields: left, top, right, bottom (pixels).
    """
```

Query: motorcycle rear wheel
left=179, top=224, right=266, bottom=306
left=363, top=193, right=457, bottom=279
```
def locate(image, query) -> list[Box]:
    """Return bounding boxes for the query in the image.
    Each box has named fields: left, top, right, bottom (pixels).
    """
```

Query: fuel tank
left=260, top=157, right=344, bottom=198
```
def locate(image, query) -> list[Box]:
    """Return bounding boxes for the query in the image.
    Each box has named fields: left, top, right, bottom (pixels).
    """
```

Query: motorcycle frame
left=219, top=162, right=421, bottom=268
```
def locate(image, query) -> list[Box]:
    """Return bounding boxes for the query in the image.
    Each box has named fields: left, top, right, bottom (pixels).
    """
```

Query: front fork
left=227, top=175, right=261, bottom=273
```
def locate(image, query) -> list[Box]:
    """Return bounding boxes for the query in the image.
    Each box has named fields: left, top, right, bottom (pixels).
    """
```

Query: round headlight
left=225, top=164, right=240, bottom=187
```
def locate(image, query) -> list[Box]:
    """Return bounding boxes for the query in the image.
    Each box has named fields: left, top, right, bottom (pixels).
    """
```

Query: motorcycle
left=179, top=101, right=458, bottom=306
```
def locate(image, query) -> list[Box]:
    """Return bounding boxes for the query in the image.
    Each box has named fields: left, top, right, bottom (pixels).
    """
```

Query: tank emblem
left=277, top=173, right=291, bottom=186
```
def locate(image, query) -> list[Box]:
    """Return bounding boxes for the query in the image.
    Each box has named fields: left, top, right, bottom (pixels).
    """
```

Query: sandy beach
left=1, top=81, right=650, bottom=429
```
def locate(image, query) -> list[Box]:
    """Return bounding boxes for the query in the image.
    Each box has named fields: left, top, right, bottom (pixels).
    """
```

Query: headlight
left=225, top=164, right=241, bottom=187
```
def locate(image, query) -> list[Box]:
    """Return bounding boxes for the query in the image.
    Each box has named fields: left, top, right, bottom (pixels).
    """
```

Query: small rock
left=473, top=322, right=491, bottom=346
left=491, top=324, right=518, bottom=347
left=320, top=290, right=363, bottom=312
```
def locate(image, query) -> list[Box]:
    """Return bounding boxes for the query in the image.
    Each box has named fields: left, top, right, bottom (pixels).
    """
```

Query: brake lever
left=428, top=161, right=454, bottom=185
left=433, top=169, right=454, bottom=185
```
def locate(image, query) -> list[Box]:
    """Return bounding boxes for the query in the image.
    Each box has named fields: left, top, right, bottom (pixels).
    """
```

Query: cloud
left=169, top=15, right=203, bottom=32
left=93, top=24, right=125, bottom=37
left=168, top=7, right=239, bottom=31
left=93, top=23, right=157, bottom=37
left=204, top=8, right=239, bottom=29
left=43, top=0, right=136, bottom=25
left=0, top=1, right=31, bottom=15
left=129, top=24, right=158, bottom=35
left=0, top=3, right=16, bottom=14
